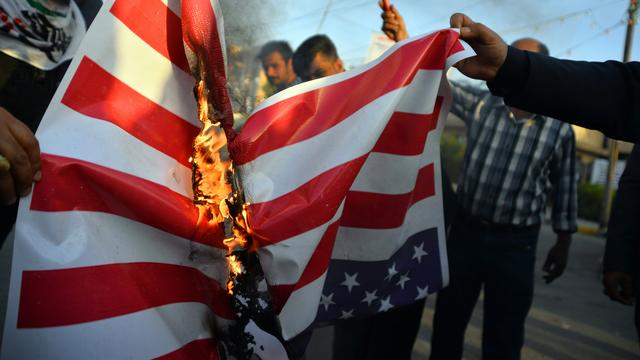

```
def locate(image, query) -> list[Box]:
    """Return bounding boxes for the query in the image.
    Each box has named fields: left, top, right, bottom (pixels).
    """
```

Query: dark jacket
left=604, top=145, right=640, bottom=277
left=488, top=46, right=640, bottom=143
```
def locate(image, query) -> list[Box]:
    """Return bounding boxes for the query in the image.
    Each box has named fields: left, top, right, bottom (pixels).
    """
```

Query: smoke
left=219, top=0, right=279, bottom=48
left=218, top=0, right=283, bottom=120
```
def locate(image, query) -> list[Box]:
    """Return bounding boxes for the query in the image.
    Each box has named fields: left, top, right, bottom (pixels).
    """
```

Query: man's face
left=308, top=53, right=344, bottom=80
left=262, top=51, right=294, bottom=89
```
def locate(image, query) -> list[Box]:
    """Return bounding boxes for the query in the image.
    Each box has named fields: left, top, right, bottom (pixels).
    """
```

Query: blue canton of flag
left=316, top=228, right=443, bottom=322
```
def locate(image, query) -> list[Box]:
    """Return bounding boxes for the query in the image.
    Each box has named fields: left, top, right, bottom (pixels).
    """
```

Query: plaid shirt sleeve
left=549, top=124, right=578, bottom=233
left=449, top=81, right=486, bottom=126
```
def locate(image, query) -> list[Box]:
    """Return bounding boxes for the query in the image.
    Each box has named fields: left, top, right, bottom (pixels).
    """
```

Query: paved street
left=308, top=225, right=639, bottom=360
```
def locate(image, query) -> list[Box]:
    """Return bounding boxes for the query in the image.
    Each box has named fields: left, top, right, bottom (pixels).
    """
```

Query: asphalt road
left=307, top=225, right=639, bottom=360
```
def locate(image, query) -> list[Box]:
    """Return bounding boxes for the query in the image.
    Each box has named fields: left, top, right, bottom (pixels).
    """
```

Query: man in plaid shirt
left=431, top=41, right=577, bottom=359
left=381, top=7, right=577, bottom=360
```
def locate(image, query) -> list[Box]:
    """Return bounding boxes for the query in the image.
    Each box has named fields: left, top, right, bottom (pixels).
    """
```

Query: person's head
left=293, top=35, right=344, bottom=81
left=259, top=41, right=297, bottom=90
left=511, top=38, right=549, bottom=56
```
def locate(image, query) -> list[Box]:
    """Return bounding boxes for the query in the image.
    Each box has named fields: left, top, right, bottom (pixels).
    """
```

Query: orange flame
left=191, top=80, right=251, bottom=294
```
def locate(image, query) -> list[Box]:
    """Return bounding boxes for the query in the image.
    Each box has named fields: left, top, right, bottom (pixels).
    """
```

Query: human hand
left=449, top=13, right=508, bottom=81
left=603, top=272, right=635, bottom=306
left=0, top=107, right=41, bottom=205
left=379, top=1, right=409, bottom=42
left=542, top=235, right=571, bottom=284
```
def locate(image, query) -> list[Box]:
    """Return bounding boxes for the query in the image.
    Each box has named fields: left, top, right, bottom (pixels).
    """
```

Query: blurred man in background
left=292, top=34, right=344, bottom=81
left=259, top=40, right=300, bottom=93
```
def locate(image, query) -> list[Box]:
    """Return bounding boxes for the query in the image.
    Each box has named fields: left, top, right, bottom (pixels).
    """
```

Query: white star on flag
left=361, top=290, right=379, bottom=307
left=340, top=272, right=360, bottom=293
left=320, top=293, right=336, bottom=311
left=379, top=296, right=394, bottom=312
left=384, top=263, right=398, bottom=281
left=340, top=309, right=355, bottom=320
left=415, top=285, right=430, bottom=300
left=396, top=272, right=411, bottom=289
left=412, top=243, right=428, bottom=263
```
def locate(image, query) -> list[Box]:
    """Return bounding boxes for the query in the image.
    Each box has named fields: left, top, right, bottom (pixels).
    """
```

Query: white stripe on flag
left=1, top=302, right=214, bottom=360
left=13, top=211, right=227, bottom=281
left=37, top=104, right=193, bottom=198
left=332, top=194, right=444, bottom=261
left=82, top=7, right=197, bottom=126
left=278, top=272, right=327, bottom=341
left=258, top=201, right=345, bottom=286
left=238, top=70, right=443, bottom=205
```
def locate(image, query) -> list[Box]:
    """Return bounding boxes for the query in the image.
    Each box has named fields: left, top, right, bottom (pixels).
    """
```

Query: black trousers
left=332, top=298, right=426, bottom=360
left=430, top=217, right=539, bottom=360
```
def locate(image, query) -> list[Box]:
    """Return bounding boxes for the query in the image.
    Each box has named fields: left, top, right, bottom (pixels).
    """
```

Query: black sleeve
left=488, top=47, right=640, bottom=143
left=604, top=145, right=640, bottom=274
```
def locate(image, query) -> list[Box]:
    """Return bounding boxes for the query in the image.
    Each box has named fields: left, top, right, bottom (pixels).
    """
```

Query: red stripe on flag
left=340, top=163, right=435, bottom=229
left=269, top=220, right=340, bottom=313
left=62, top=57, right=199, bottom=167
left=110, top=0, right=190, bottom=73
left=372, top=98, right=443, bottom=155
left=181, top=0, right=236, bottom=143
left=247, top=156, right=368, bottom=246
left=155, top=339, right=219, bottom=360
left=268, top=285, right=294, bottom=316
left=232, top=31, right=462, bottom=165
left=17, top=262, right=233, bottom=328
left=31, top=154, right=225, bottom=248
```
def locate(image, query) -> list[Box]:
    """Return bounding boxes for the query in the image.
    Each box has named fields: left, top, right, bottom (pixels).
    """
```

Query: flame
left=192, top=81, right=231, bottom=220
left=191, top=80, right=251, bottom=295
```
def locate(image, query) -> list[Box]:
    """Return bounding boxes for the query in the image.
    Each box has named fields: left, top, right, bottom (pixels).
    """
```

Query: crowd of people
left=0, top=0, right=638, bottom=359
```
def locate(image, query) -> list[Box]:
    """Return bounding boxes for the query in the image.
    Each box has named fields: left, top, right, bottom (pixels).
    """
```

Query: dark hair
left=293, top=34, right=338, bottom=80
left=511, top=38, right=549, bottom=56
left=537, top=42, right=550, bottom=56
left=259, top=41, right=294, bottom=62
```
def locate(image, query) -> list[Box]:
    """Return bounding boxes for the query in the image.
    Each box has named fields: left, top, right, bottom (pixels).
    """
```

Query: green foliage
left=440, top=133, right=465, bottom=183
left=577, top=182, right=616, bottom=222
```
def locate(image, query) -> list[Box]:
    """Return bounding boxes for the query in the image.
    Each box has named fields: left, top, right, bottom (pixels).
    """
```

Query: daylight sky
left=259, top=0, right=639, bottom=73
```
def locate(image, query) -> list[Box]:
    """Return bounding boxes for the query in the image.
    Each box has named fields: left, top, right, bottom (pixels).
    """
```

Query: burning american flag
left=1, top=0, right=473, bottom=357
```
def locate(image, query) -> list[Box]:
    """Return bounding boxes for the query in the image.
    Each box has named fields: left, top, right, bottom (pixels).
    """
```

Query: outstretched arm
left=448, top=12, right=640, bottom=143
